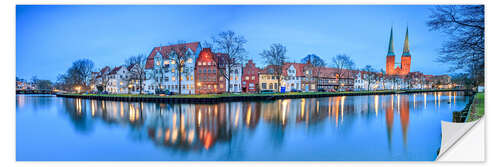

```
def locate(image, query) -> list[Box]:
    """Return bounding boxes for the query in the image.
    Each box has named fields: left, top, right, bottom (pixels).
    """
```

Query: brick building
left=194, top=48, right=226, bottom=94
left=241, top=60, right=260, bottom=93
left=386, top=27, right=412, bottom=76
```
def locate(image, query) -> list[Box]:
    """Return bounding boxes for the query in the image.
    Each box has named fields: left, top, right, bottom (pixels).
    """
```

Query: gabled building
left=194, top=48, right=226, bottom=94
left=282, top=63, right=304, bottom=92
left=214, top=53, right=242, bottom=93
left=107, top=66, right=130, bottom=93
left=241, top=60, right=261, bottom=93
left=144, top=42, right=201, bottom=94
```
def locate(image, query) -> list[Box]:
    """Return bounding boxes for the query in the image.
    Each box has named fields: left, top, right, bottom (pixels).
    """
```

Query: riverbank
left=467, top=92, right=485, bottom=122
left=55, top=89, right=464, bottom=103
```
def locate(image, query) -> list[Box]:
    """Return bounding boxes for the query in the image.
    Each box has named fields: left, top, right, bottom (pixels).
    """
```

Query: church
left=386, top=27, right=412, bottom=76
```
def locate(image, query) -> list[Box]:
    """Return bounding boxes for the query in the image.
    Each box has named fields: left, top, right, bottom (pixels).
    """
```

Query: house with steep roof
left=144, top=42, right=201, bottom=94
left=241, top=60, right=261, bottom=93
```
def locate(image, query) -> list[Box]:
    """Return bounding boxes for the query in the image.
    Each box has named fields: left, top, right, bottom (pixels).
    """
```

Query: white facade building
left=144, top=42, right=201, bottom=95
left=283, top=64, right=301, bottom=92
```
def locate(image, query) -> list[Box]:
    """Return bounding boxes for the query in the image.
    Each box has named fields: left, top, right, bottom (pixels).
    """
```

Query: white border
left=3, top=0, right=495, bottom=166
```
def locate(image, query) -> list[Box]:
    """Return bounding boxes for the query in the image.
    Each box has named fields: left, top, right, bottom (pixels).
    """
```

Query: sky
left=16, top=5, right=453, bottom=81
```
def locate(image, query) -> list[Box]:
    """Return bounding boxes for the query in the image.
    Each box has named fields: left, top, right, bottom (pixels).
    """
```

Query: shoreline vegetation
left=55, top=89, right=464, bottom=103
left=466, top=92, right=485, bottom=122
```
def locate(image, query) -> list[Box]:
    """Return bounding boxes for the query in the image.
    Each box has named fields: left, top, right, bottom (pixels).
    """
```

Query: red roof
left=196, top=48, right=216, bottom=63
left=100, top=66, right=110, bottom=74
left=109, top=66, right=123, bottom=75
left=145, top=42, right=200, bottom=69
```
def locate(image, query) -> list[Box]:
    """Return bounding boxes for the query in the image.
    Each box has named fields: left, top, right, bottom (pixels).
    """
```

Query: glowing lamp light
left=75, top=86, right=81, bottom=93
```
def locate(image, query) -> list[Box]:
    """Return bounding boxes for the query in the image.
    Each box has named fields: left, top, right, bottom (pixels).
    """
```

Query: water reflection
left=17, top=91, right=468, bottom=161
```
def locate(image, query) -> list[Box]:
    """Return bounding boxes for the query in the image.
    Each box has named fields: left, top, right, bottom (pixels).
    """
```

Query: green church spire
left=387, top=27, right=395, bottom=56
left=403, top=26, right=411, bottom=56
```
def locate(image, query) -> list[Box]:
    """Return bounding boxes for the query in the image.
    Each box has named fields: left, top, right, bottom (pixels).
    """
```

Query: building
left=241, top=60, right=261, bottom=93
left=194, top=48, right=226, bottom=94
left=386, top=27, right=412, bottom=76
left=214, top=53, right=242, bottom=93
left=259, top=65, right=281, bottom=92
left=282, top=63, right=303, bottom=92
left=144, top=42, right=201, bottom=94
left=106, top=65, right=131, bottom=94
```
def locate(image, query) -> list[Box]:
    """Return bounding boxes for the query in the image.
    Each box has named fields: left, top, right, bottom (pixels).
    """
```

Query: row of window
left=155, top=75, right=194, bottom=82
left=155, top=58, right=194, bottom=66
left=148, top=84, right=195, bottom=90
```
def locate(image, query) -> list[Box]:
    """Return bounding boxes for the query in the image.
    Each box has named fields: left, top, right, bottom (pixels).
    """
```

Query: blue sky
left=16, top=5, right=452, bottom=81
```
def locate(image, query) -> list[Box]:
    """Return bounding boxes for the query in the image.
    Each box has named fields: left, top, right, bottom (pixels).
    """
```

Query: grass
left=61, top=89, right=459, bottom=99
left=467, top=92, right=485, bottom=122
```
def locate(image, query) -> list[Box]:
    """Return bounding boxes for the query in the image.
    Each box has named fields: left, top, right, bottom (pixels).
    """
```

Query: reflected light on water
left=374, top=95, right=379, bottom=116
left=15, top=91, right=469, bottom=161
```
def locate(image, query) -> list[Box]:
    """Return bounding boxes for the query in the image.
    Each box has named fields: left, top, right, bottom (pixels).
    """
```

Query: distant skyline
left=17, top=5, right=452, bottom=81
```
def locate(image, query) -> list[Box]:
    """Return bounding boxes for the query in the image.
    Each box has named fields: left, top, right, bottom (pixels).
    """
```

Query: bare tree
left=125, top=55, right=147, bottom=94
left=61, top=59, right=95, bottom=91
left=427, top=5, right=484, bottom=88
left=260, top=43, right=288, bottom=90
left=169, top=41, right=193, bottom=94
left=331, top=54, right=355, bottom=78
left=301, top=54, right=326, bottom=89
left=210, top=30, right=247, bottom=93
left=362, top=65, right=377, bottom=91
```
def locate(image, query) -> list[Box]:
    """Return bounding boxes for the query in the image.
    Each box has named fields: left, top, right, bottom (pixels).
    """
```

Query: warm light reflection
left=58, top=91, right=464, bottom=153
left=374, top=95, right=379, bottom=116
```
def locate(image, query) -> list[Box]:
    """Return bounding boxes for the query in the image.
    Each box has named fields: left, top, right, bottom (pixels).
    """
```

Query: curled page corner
left=436, top=118, right=482, bottom=161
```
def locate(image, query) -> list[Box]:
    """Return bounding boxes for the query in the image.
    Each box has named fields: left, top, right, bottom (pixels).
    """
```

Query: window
left=251, top=76, right=255, bottom=80
left=172, top=76, right=176, bottom=81
left=262, top=83, right=267, bottom=89
left=198, top=62, right=201, bottom=66
left=187, top=58, right=193, bottom=63
left=245, top=76, right=249, bottom=80
left=171, top=68, right=175, bottom=73
left=203, top=62, right=206, bottom=66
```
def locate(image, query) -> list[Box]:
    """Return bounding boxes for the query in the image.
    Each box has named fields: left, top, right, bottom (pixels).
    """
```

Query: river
left=16, top=91, right=468, bottom=161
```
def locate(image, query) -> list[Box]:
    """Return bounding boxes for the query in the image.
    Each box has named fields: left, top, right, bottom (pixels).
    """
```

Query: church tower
left=400, top=26, right=411, bottom=75
left=386, top=27, right=396, bottom=75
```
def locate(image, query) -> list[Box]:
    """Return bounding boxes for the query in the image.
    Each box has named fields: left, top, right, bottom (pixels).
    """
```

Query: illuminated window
left=171, top=68, right=175, bottom=73
left=187, top=58, right=193, bottom=63
left=164, top=60, right=169, bottom=65
left=120, top=81, right=123, bottom=85
left=156, top=61, right=160, bottom=66
left=172, top=77, right=176, bottom=81
left=203, top=62, right=206, bottom=66
left=251, top=76, right=255, bottom=80
left=245, top=76, right=249, bottom=80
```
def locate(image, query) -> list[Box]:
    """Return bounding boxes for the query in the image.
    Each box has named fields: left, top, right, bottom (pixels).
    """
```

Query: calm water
left=16, top=91, right=468, bottom=161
